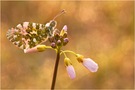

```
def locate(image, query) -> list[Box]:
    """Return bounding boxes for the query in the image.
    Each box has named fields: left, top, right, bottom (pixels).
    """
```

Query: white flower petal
left=66, top=65, right=76, bottom=79
left=83, top=58, right=98, bottom=72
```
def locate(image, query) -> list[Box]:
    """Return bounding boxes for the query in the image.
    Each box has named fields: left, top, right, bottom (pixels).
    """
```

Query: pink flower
left=66, top=65, right=76, bottom=79
left=82, top=58, right=98, bottom=72
left=64, top=57, right=76, bottom=79
left=76, top=54, right=98, bottom=72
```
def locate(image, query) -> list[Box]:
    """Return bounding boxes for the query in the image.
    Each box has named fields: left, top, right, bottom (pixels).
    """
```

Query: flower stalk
left=51, top=48, right=60, bottom=90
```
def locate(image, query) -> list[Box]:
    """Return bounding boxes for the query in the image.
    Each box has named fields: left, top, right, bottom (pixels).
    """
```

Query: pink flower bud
left=51, top=42, right=56, bottom=48
left=82, top=58, right=98, bottom=72
left=63, top=25, right=67, bottom=32
left=60, top=25, right=67, bottom=36
left=63, top=38, right=69, bottom=46
left=66, top=65, right=76, bottom=79
left=57, top=40, right=62, bottom=46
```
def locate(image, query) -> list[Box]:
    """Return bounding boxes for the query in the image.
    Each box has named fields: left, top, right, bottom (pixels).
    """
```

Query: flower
left=24, top=45, right=46, bottom=53
left=82, top=58, right=98, bottom=72
left=48, top=25, right=69, bottom=48
left=64, top=58, right=76, bottom=79
left=60, top=25, right=67, bottom=36
left=66, top=65, right=76, bottom=79
left=76, top=54, right=98, bottom=72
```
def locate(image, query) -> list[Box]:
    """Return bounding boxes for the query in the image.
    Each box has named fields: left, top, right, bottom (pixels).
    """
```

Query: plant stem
left=61, top=50, right=77, bottom=56
left=51, top=48, right=60, bottom=90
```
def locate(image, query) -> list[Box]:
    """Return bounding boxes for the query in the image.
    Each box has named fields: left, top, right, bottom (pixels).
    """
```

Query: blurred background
left=1, top=1, right=134, bottom=89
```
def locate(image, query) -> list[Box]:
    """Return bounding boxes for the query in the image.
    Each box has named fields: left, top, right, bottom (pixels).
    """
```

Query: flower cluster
left=24, top=25, right=98, bottom=79
left=49, top=25, right=69, bottom=49
left=63, top=53, right=98, bottom=79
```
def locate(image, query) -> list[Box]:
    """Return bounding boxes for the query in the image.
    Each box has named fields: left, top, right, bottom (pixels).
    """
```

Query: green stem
left=61, top=50, right=77, bottom=56
left=51, top=48, right=60, bottom=90
left=60, top=50, right=67, bottom=58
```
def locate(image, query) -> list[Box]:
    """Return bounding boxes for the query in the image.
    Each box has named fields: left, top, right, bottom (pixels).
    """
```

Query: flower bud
left=63, top=38, right=69, bottom=46
left=51, top=42, right=56, bottom=48
left=24, top=45, right=46, bottom=53
left=54, top=33, right=60, bottom=41
left=36, top=45, right=46, bottom=52
left=59, top=36, right=64, bottom=42
left=57, top=40, right=62, bottom=46
left=82, top=58, right=98, bottom=72
left=64, top=58, right=76, bottom=79
left=66, top=65, right=76, bottom=79
left=60, top=25, right=67, bottom=36
left=76, top=54, right=98, bottom=72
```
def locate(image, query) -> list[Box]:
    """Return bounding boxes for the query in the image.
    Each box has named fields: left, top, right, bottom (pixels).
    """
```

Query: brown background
left=1, top=1, right=134, bottom=89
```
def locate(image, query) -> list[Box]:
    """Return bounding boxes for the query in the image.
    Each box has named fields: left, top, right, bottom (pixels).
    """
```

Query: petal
left=66, top=65, right=76, bottom=79
left=24, top=47, right=37, bottom=53
left=63, top=25, right=67, bottom=32
left=82, top=58, right=98, bottom=72
left=60, top=25, right=67, bottom=36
